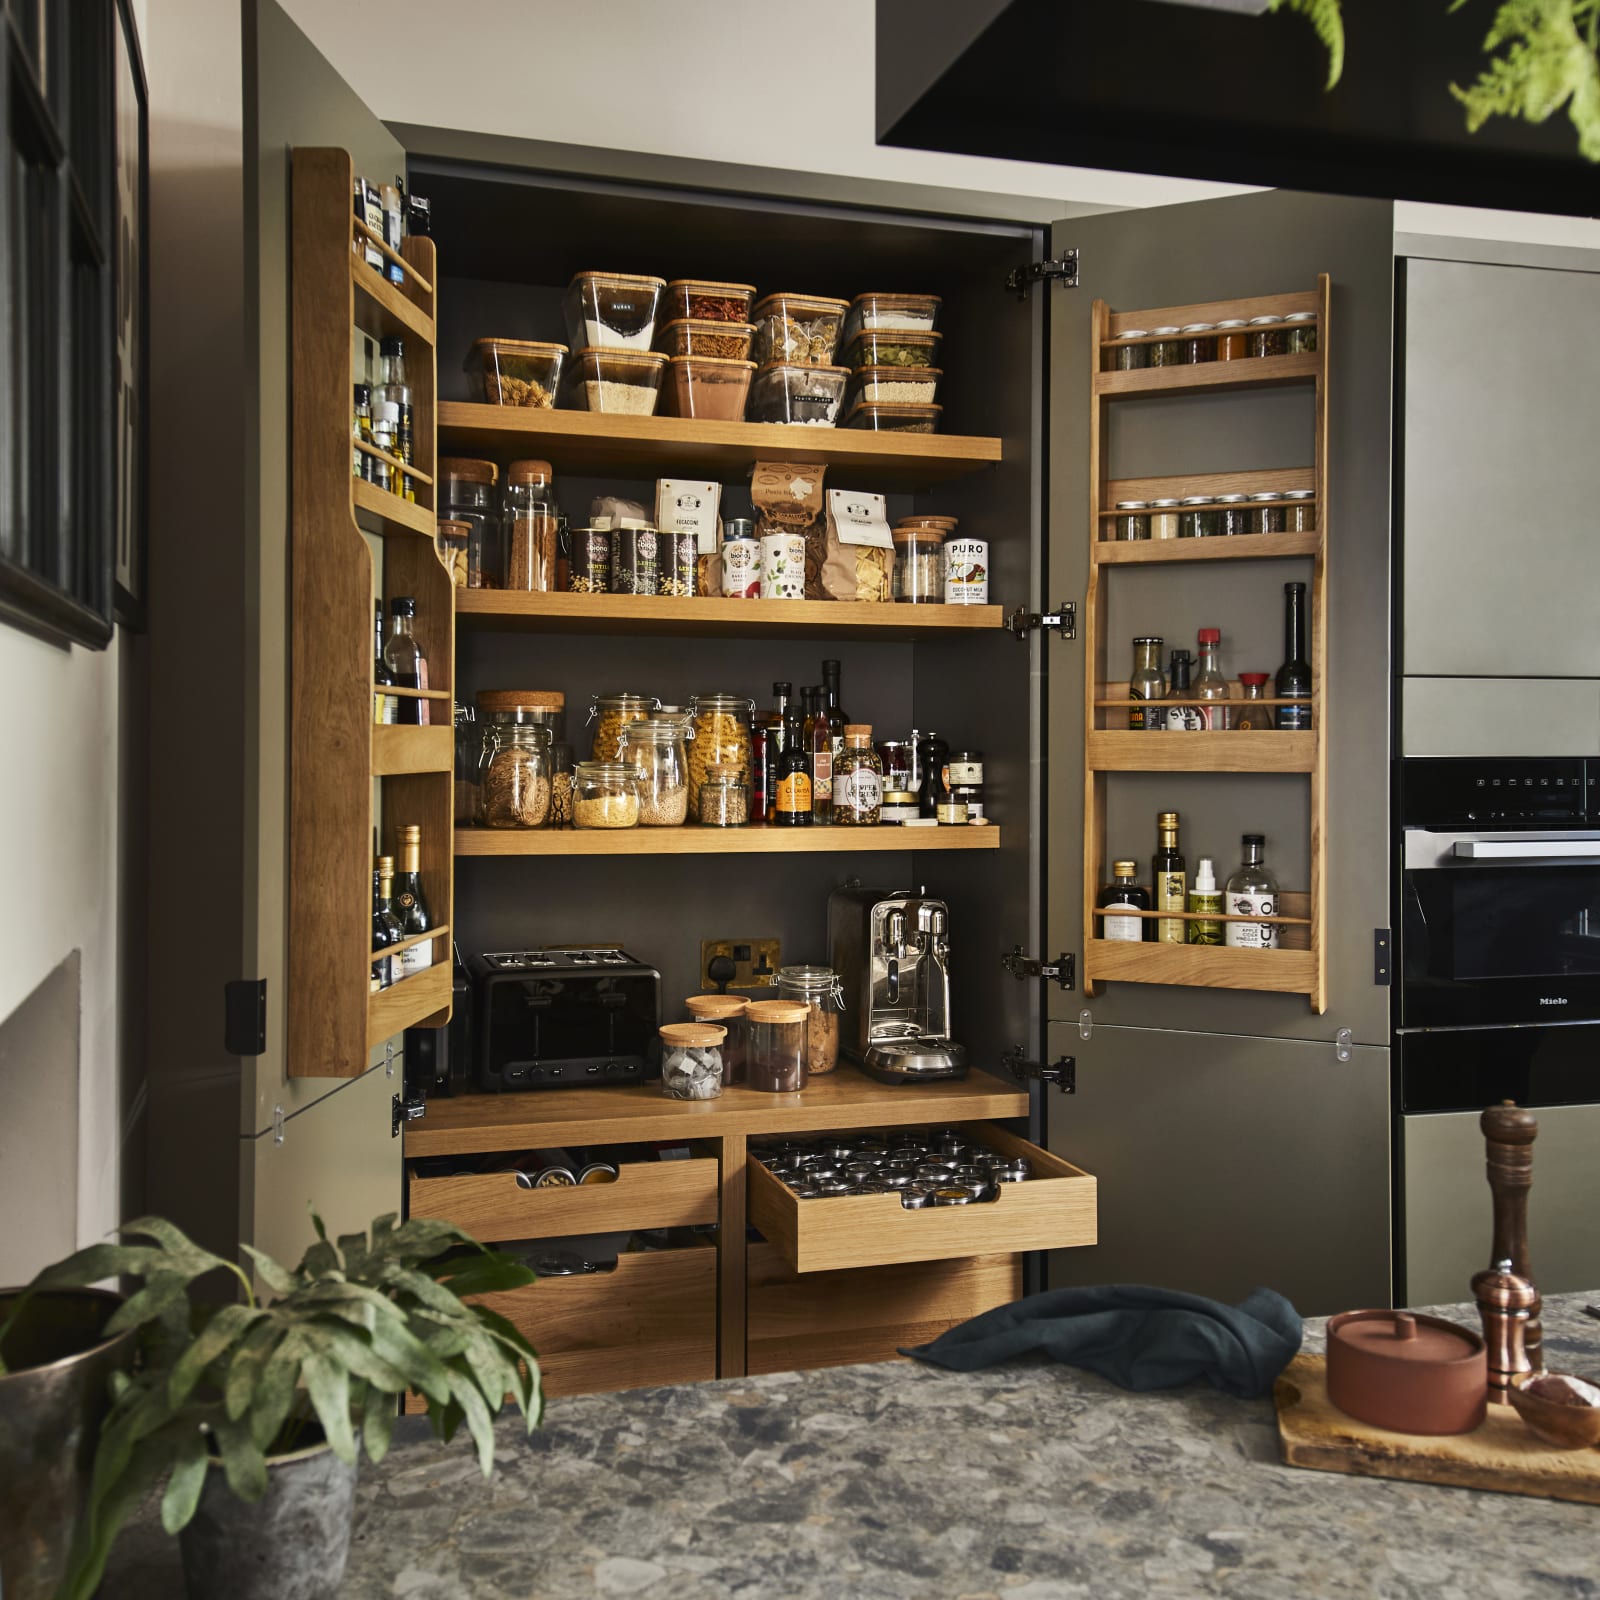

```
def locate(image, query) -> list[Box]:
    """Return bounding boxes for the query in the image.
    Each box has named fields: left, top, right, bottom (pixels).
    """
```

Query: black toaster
left=471, top=947, right=660, bottom=1092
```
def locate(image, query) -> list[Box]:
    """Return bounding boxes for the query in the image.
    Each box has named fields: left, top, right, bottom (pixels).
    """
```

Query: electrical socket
left=700, top=937, right=781, bottom=993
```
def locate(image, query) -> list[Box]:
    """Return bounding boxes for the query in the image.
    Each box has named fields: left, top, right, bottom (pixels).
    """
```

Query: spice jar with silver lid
left=1249, top=491, right=1286, bottom=534
left=1106, top=329, right=1148, bottom=371
left=1247, top=316, right=1287, bottom=358
left=1179, top=322, right=1216, bottom=363
left=1215, top=319, right=1249, bottom=360
left=1283, top=489, right=1317, bottom=532
left=1148, top=326, right=1183, bottom=367
left=1112, top=500, right=1149, bottom=542
left=1283, top=311, right=1318, bottom=353
left=1178, top=497, right=1219, bottom=539
left=1216, top=494, right=1250, bottom=538
left=1148, top=498, right=1181, bottom=541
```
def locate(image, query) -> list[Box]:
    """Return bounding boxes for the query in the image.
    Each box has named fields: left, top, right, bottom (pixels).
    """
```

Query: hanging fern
left=1269, top=0, right=1347, bottom=88
left=1448, top=0, right=1600, bottom=161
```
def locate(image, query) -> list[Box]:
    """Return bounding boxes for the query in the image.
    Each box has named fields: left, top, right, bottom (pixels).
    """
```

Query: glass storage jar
left=892, top=524, right=944, bottom=603
left=1283, top=489, right=1317, bottom=531
left=776, top=966, right=844, bottom=1077
left=688, top=694, right=753, bottom=816
left=1112, top=500, right=1149, bottom=541
left=573, top=760, right=642, bottom=828
left=480, top=722, right=552, bottom=829
left=588, top=692, right=658, bottom=762
left=1284, top=311, right=1318, bottom=353
left=440, top=458, right=502, bottom=589
left=548, top=740, right=575, bottom=828
left=435, top=518, right=469, bottom=586
left=453, top=703, right=478, bottom=825
left=832, top=726, right=883, bottom=825
left=697, top=762, right=750, bottom=826
left=1148, top=327, right=1183, bottom=367
left=1214, top=319, right=1248, bottom=360
left=1249, top=492, right=1285, bottom=534
left=477, top=690, right=566, bottom=747
left=503, top=459, right=560, bottom=592
left=659, top=1022, right=725, bottom=1100
left=1179, top=323, right=1216, bottom=363
left=685, top=994, right=749, bottom=1082
left=1106, top=329, right=1148, bottom=371
left=616, top=719, right=690, bottom=826
left=1248, top=316, right=1287, bottom=357
left=1178, top=497, right=1219, bottom=538
left=1216, top=494, right=1250, bottom=537
left=745, top=1000, right=810, bottom=1092
left=1148, top=498, right=1181, bottom=540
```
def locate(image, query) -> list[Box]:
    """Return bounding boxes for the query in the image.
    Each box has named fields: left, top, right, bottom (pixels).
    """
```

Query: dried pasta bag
left=822, top=489, right=895, bottom=603
left=750, top=461, right=827, bottom=599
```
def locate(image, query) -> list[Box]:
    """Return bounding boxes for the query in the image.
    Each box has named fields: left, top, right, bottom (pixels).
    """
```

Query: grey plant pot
left=178, top=1434, right=360, bottom=1600
left=0, top=1287, right=134, bottom=1600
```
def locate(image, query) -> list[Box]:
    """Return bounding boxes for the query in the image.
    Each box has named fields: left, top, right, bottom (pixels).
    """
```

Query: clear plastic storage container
left=563, top=270, right=666, bottom=351
left=573, top=760, right=642, bottom=829
left=662, top=355, right=756, bottom=421
left=844, top=365, right=941, bottom=409
left=660, top=279, right=757, bottom=325
left=842, top=401, right=941, bottom=433
left=464, top=338, right=566, bottom=408
left=751, top=293, right=849, bottom=367
left=654, top=319, right=756, bottom=360
left=563, top=348, right=666, bottom=415
left=841, top=292, right=942, bottom=345
left=746, top=363, right=848, bottom=426
left=840, top=328, right=942, bottom=371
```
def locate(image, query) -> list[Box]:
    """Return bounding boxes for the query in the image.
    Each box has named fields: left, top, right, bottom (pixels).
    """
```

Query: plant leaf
left=213, top=1410, right=269, bottom=1503
left=241, top=1242, right=298, bottom=1297
left=301, top=1350, right=357, bottom=1463
left=433, top=1251, right=538, bottom=1299
left=168, top=1302, right=261, bottom=1406
left=1268, top=0, right=1346, bottom=89
left=224, top=1314, right=286, bottom=1420
left=251, top=1328, right=311, bottom=1450
left=362, top=1379, right=398, bottom=1464
left=104, top=1272, right=192, bottom=1335
left=445, top=1365, right=497, bottom=1476
left=160, top=1426, right=209, bottom=1534
left=300, top=1238, right=341, bottom=1279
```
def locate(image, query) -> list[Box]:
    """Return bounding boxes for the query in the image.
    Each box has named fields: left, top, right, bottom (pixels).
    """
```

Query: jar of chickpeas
left=588, top=691, right=659, bottom=762
left=688, top=693, right=754, bottom=817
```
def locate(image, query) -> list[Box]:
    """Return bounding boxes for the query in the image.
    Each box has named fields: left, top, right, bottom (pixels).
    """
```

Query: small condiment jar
left=1235, top=673, right=1272, bottom=730
left=1214, top=319, right=1249, bottom=360
left=1179, top=322, right=1216, bottom=364
left=1148, top=498, right=1181, bottom=541
left=1215, top=494, right=1250, bottom=538
left=1178, top=497, right=1217, bottom=539
left=932, top=1187, right=974, bottom=1207
left=900, top=1186, right=935, bottom=1210
left=1248, top=491, right=1285, bottom=534
left=1112, top=500, right=1149, bottom=542
left=1283, top=489, right=1317, bottom=532
left=1148, top=326, right=1183, bottom=367
left=1247, top=315, right=1287, bottom=358
left=1283, top=310, right=1318, bottom=353
left=1107, top=329, right=1149, bottom=371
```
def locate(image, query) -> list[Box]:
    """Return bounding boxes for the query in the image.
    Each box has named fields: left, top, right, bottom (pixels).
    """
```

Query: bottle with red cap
left=1194, top=628, right=1231, bottom=730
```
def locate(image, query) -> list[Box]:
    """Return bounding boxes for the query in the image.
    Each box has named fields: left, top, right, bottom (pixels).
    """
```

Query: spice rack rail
left=455, top=591, right=1005, bottom=639
left=289, top=147, right=453, bottom=1078
left=435, top=402, right=1001, bottom=489
left=1083, top=276, right=1329, bottom=1012
left=453, top=824, right=1002, bottom=858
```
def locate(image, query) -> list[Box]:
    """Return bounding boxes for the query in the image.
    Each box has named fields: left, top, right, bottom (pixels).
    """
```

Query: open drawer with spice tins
left=407, top=1147, right=719, bottom=1245
left=745, top=1245, right=1019, bottom=1376
left=746, top=1123, right=1096, bottom=1274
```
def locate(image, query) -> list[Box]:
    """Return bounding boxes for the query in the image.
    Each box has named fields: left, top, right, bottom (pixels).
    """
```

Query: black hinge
left=1374, top=928, right=1392, bottom=986
left=392, top=1094, right=426, bottom=1138
left=1005, top=252, right=1079, bottom=298
left=1006, top=601, right=1076, bottom=641
left=224, top=979, right=267, bottom=1056
left=1002, top=947, right=1075, bottom=991
left=1001, top=1047, right=1077, bottom=1093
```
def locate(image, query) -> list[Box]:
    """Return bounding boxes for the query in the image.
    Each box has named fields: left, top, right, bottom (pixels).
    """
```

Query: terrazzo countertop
left=106, top=1293, right=1599, bottom=1598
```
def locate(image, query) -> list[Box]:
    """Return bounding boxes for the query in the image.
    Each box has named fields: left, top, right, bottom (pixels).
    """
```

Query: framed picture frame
left=113, top=0, right=149, bottom=630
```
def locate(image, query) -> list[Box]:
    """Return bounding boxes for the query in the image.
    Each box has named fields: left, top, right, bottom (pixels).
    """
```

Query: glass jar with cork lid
left=480, top=721, right=552, bottom=829
left=439, top=458, right=502, bottom=589
left=685, top=993, right=750, bottom=1082
left=503, top=459, right=559, bottom=592
left=745, top=1000, right=810, bottom=1093
left=475, top=693, right=565, bottom=824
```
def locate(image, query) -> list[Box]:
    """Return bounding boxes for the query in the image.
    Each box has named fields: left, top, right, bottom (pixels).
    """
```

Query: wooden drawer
left=408, top=1154, right=719, bottom=1245
left=746, top=1244, right=1019, bottom=1376
left=747, top=1122, right=1096, bottom=1273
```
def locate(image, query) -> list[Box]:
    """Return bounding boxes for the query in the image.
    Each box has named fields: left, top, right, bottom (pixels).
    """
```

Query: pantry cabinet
left=149, top=1, right=1400, bottom=1350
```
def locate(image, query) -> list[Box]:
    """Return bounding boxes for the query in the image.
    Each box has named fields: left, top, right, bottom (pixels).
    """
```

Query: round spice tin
left=933, top=1187, right=974, bottom=1206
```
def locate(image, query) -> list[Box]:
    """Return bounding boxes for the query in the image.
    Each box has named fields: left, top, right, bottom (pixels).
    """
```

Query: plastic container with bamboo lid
left=751, top=293, right=850, bottom=367
left=685, top=994, right=750, bottom=1083
left=842, top=292, right=942, bottom=345
left=845, top=364, right=942, bottom=409
left=563, top=348, right=667, bottom=415
left=843, top=401, right=942, bottom=434
left=745, top=999, right=811, bottom=1093
left=655, top=318, right=756, bottom=360
left=464, top=338, right=567, bottom=408
left=662, top=355, right=756, bottom=421
left=661, top=280, right=758, bottom=325
left=659, top=1021, right=728, bottom=1101
left=563, top=270, right=667, bottom=352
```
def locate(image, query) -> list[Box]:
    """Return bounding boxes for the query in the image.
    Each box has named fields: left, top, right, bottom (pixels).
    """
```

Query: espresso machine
left=827, top=885, right=968, bottom=1083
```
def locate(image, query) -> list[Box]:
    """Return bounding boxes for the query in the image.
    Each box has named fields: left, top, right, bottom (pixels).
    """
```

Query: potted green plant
left=1, top=1210, right=541, bottom=1600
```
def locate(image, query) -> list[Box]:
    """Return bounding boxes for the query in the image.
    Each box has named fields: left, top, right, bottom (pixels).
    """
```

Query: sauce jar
left=776, top=965, right=844, bottom=1077
left=685, top=994, right=749, bottom=1082
left=588, top=692, right=658, bottom=762
left=659, top=1022, right=725, bottom=1100
left=1235, top=673, right=1272, bottom=730
left=876, top=740, right=914, bottom=794
left=745, top=1000, right=809, bottom=1093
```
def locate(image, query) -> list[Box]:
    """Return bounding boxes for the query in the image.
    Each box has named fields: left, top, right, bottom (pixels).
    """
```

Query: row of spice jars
left=1107, top=490, right=1316, bottom=542
left=891, top=516, right=989, bottom=604
left=1103, top=312, right=1318, bottom=371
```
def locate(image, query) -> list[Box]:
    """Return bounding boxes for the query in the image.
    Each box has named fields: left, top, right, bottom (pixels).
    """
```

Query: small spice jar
left=481, top=721, right=552, bottom=829
left=573, top=760, right=642, bottom=828
left=616, top=719, right=690, bottom=826
left=1216, top=494, right=1250, bottom=538
left=659, top=1022, right=725, bottom=1100
left=685, top=994, right=749, bottom=1082
left=1148, top=498, right=1181, bottom=541
left=589, top=692, right=658, bottom=762
left=876, top=740, right=914, bottom=794
left=503, top=459, right=560, bottom=592
left=439, top=458, right=502, bottom=589
left=776, top=966, right=844, bottom=1077
left=1215, top=319, right=1249, bottom=360
left=745, top=999, right=810, bottom=1093
left=1178, top=497, right=1219, bottom=539
left=1249, top=491, right=1286, bottom=534
left=1148, top=327, right=1183, bottom=367
left=1236, top=673, right=1272, bottom=730
left=1179, top=322, right=1216, bottom=364
left=947, top=749, right=984, bottom=821
left=435, top=518, right=470, bottom=586
left=892, top=521, right=945, bottom=604
left=610, top=521, right=660, bottom=596
left=568, top=523, right=612, bottom=594
left=1112, top=500, right=1149, bottom=542
left=698, top=763, right=750, bottom=827
left=1283, top=489, right=1317, bottom=532
left=833, top=725, right=883, bottom=825
left=1248, top=316, right=1287, bottom=358
left=1284, top=311, right=1318, bottom=354
left=548, top=741, right=575, bottom=827
left=1107, top=329, right=1148, bottom=371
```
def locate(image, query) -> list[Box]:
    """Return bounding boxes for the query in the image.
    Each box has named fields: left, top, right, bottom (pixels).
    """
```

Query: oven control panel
left=1401, top=758, right=1594, bottom=829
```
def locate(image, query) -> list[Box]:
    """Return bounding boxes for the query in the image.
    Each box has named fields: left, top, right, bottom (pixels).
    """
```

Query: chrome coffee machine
left=827, top=885, right=968, bottom=1083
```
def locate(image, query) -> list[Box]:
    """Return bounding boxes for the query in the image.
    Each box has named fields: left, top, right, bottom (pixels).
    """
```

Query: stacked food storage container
left=839, top=294, right=943, bottom=432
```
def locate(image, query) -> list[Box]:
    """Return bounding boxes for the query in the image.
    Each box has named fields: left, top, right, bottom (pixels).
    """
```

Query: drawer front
left=408, top=1155, right=719, bottom=1244
left=748, top=1122, right=1096, bottom=1273
left=746, top=1244, right=1019, bottom=1376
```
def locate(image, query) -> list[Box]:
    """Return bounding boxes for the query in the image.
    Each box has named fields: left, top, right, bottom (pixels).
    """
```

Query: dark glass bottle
left=371, top=855, right=403, bottom=992
left=917, top=730, right=949, bottom=818
left=774, top=702, right=812, bottom=825
left=373, top=599, right=396, bottom=725
left=1097, top=861, right=1151, bottom=943
left=1275, top=582, right=1312, bottom=730
left=393, top=824, right=433, bottom=977
left=1163, top=651, right=1201, bottom=731
left=761, top=680, right=792, bottom=823
left=804, top=686, right=834, bottom=824
left=1152, top=811, right=1186, bottom=944
left=821, top=658, right=848, bottom=770
left=383, top=596, right=429, bottom=725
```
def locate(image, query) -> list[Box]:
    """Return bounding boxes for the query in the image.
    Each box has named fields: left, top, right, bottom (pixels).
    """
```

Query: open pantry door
left=1038, top=189, right=1398, bottom=1307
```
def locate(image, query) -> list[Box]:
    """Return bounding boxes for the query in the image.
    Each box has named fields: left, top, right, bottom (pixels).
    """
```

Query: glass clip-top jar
left=776, top=965, right=845, bottom=1077
left=481, top=720, right=552, bottom=829
left=573, top=760, right=642, bottom=828
left=617, top=718, right=690, bottom=826
left=689, top=693, right=754, bottom=817
left=698, top=762, right=750, bottom=826
left=589, top=691, right=659, bottom=762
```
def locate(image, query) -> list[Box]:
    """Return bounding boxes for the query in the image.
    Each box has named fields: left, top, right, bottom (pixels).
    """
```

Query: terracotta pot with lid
left=1325, top=1309, right=1487, bottom=1436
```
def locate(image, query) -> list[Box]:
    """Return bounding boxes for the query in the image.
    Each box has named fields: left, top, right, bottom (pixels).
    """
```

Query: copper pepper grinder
left=1471, top=1100, right=1542, bottom=1398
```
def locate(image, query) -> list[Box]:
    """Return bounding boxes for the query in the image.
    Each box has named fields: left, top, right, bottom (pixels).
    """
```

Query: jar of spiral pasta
left=688, top=693, right=753, bottom=817
left=588, top=691, right=659, bottom=762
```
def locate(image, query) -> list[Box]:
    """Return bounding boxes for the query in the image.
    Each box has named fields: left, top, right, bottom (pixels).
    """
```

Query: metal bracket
left=1002, top=946, right=1075, bottom=991
left=1335, top=1028, right=1354, bottom=1063
left=224, top=978, right=267, bottom=1057
left=384, top=1039, right=397, bottom=1079
left=1005, top=252, right=1079, bottom=299
left=1079, top=1008, right=1094, bottom=1041
left=392, top=1094, right=425, bottom=1139
left=1001, top=1047, right=1077, bottom=1094
left=1373, top=928, right=1392, bottom=986
left=271, top=1105, right=285, bottom=1147
left=1006, top=601, right=1076, bottom=641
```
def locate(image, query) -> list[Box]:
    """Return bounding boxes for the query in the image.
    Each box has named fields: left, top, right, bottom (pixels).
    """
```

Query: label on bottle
left=776, top=770, right=812, bottom=814
left=1103, top=912, right=1143, bottom=942
left=1225, top=892, right=1280, bottom=949
left=1187, top=892, right=1224, bottom=945
left=1197, top=701, right=1231, bottom=731
left=1165, top=705, right=1203, bottom=732
left=835, top=765, right=882, bottom=818
left=1275, top=699, right=1312, bottom=731
left=1130, top=690, right=1162, bottom=731
left=947, top=757, right=983, bottom=785
left=1156, top=872, right=1187, bottom=944
left=936, top=799, right=969, bottom=825
left=811, top=747, right=832, bottom=802
left=398, top=940, right=433, bottom=978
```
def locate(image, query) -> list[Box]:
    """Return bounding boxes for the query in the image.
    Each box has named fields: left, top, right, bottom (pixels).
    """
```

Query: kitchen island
left=106, top=1293, right=1599, bottom=1598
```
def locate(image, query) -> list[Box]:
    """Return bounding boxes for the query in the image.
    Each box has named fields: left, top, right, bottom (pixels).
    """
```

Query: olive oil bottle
left=1152, top=811, right=1187, bottom=944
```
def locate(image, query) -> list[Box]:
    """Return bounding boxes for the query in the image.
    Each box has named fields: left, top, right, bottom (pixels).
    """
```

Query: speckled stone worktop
left=106, top=1293, right=1599, bottom=1598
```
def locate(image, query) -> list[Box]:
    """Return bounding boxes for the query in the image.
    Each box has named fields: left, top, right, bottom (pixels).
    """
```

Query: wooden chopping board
left=1274, top=1353, right=1600, bottom=1505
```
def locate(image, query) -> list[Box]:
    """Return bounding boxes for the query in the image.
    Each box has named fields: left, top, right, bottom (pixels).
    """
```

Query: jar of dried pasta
left=688, top=693, right=753, bottom=817
left=548, top=741, right=575, bottom=828
left=588, top=692, right=658, bottom=762
left=775, top=965, right=844, bottom=1076
left=685, top=993, right=749, bottom=1082
left=616, top=719, right=690, bottom=826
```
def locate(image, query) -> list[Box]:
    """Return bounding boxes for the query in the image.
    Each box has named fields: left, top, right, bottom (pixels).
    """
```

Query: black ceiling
left=877, top=0, right=1600, bottom=218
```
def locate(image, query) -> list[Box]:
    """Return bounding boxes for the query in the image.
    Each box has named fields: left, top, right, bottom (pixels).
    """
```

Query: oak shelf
left=1087, top=730, right=1314, bottom=773
left=454, top=589, right=1004, bottom=638
left=372, top=724, right=453, bottom=776
left=1093, top=351, right=1317, bottom=399
left=454, top=823, right=1001, bottom=857
left=351, top=254, right=434, bottom=346
left=1093, top=530, right=1318, bottom=565
left=1083, top=939, right=1317, bottom=995
left=436, top=402, right=1000, bottom=487
left=367, top=961, right=451, bottom=1052
left=352, top=478, right=435, bottom=538
left=373, top=922, right=451, bottom=962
